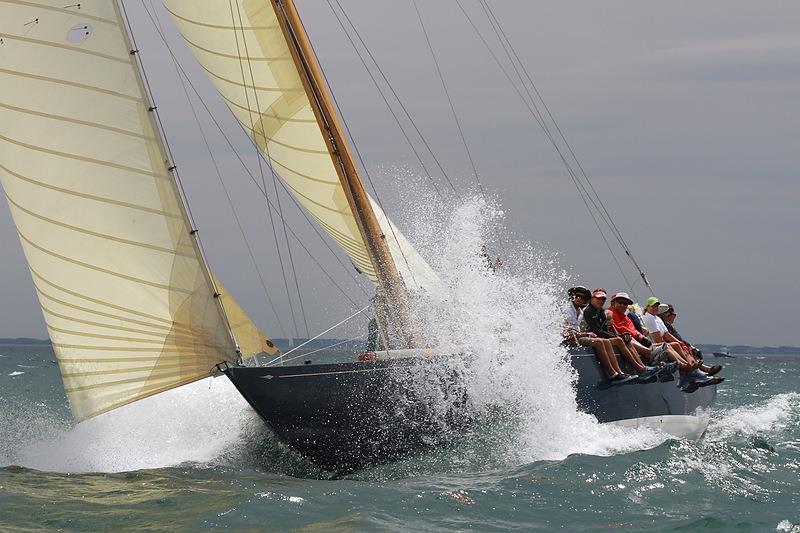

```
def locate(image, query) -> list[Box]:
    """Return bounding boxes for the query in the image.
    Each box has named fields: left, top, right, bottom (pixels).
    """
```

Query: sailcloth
left=0, top=1, right=269, bottom=421
left=162, top=0, right=439, bottom=292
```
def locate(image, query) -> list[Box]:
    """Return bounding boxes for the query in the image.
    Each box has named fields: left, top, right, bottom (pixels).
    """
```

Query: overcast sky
left=1, top=1, right=798, bottom=346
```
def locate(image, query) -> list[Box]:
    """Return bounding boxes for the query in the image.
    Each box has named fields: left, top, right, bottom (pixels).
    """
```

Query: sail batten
left=0, top=0, right=273, bottom=421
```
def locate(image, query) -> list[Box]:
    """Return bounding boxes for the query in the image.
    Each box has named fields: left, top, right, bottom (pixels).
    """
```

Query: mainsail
left=162, top=0, right=439, bottom=292
left=0, top=1, right=270, bottom=420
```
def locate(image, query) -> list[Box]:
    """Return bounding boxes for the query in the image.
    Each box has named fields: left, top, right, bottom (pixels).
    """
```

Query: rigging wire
left=274, top=336, right=366, bottom=366
left=411, top=0, right=483, bottom=193
left=137, top=0, right=370, bottom=311
left=230, top=0, right=310, bottom=338
left=330, top=0, right=459, bottom=195
left=117, top=0, right=238, bottom=351
left=228, top=0, right=302, bottom=341
left=145, top=0, right=289, bottom=337
left=478, top=0, right=654, bottom=294
left=455, top=0, right=646, bottom=295
left=324, top=0, right=442, bottom=200
left=265, top=303, right=372, bottom=366
left=296, top=4, right=418, bottom=290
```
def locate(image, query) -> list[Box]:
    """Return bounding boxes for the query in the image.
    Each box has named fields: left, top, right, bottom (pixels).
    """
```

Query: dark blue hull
left=224, top=348, right=715, bottom=473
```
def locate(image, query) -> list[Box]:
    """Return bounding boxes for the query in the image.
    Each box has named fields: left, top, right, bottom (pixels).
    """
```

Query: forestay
left=162, top=0, right=439, bottom=292
left=0, top=1, right=270, bottom=420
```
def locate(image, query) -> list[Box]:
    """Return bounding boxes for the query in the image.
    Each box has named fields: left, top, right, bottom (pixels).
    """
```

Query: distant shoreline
left=1, top=337, right=799, bottom=355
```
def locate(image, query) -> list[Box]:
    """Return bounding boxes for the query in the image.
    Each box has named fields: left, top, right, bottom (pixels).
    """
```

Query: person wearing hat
left=609, top=292, right=684, bottom=374
left=583, top=288, right=660, bottom=381
left=643, top=297, right=723, bottom=391
left=658, top=304, right=722, bottom=376
left=563, top=286, right=635, bottom=383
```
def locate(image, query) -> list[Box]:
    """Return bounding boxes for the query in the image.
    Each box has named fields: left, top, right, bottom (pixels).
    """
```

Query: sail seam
left=5, top=193, right=195, bottom=257
left=63, top=371, right=209, bottom=393
left=277, top=177, right=356, bottom=216
left=163, top=5, right=276, bottom=31
left=244, top=118, right=328, bottom=154
left=30, top=269, right=195, bottom=329
left=0, top=133, right=170, bottom=180
left=0, top=0, right=119, bottom=24
left=0, top=34, right=130, bottom=64
left=69, top=375, right=215, bottom=422
left=41, top=305, right=181, bottom=338
left=61, top=363, right=209, bottom=379
left=266, top=153, right=340, bottom=185
left=201, top=63, right=301, bottom=93
left=0, top=163, right=182, bottom=218
left=57, top=355, right=213, bottom=363
left=179, top=33, right=288, bottom=62
left=0, top=67, right=142, bottom=102
left=46, top=323, right=209, bottom=346
left=17, top=231, right=194, bottom=294
left=0, top=102, right=151, bottom=140
left=218, top=91, right=315, bottom=123
left=52, top=343, right=208, bottom=352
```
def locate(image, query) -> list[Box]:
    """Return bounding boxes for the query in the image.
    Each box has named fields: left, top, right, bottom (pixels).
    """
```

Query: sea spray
left=2, top=377, right=262, bottom=473
left=395, top=193, right=667, bottom=467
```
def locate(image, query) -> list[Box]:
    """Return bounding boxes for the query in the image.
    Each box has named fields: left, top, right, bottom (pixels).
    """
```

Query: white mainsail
left=161, top=0, right=439, bottom=292
left=0, top=1, right=270, bottom=420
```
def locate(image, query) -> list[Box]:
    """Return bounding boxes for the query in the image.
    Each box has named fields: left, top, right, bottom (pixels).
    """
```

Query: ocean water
left=1, top=347, right=799, bottom=531
left=1, top=199, right=799, bottom=531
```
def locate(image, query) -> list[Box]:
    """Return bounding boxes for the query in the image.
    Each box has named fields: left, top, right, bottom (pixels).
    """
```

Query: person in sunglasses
left=563, top=286, right=636, bottom=383
left=658, top=303, right=722, bottom=376
left=608, top=292, right=683, bottom=374
left=643, top=297, right=723, bottom=391
left=583, top=289, right=660, bottom=382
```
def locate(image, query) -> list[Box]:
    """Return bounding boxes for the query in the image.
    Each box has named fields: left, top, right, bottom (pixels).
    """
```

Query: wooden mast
left=271, top=0, right=419, bottom=348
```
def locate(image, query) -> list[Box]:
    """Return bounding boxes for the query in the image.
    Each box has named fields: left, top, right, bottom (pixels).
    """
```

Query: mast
left=272, top=0, right=419, bottom=348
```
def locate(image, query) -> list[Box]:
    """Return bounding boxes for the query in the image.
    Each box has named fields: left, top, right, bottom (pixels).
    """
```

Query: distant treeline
left=0, top=337, right=52, bottom=346
left=2, top=337, right=797, bottom=355
left=697, top=344, right=800, bottom=355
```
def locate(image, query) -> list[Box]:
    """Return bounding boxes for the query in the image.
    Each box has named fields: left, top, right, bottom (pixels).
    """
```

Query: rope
left=411, top=0, right=483, bottom=193
left=137, top=1, right=371, bottom=310
left=330, top=0, right=459, bottom=195
left=300, top=4, right=419, bottom=290
left=265, top=304, right=372, bottom=366
left=145, top=0, right=288, bottom=338
left=118, top=0, right=238, bottom=352
left=228, top=0, right=303, bottom=341
left=324, top=0, right=441, bottom=200
left=272, top=336, right=366, bottom=366
left=479, top=1, right=654, bottom=295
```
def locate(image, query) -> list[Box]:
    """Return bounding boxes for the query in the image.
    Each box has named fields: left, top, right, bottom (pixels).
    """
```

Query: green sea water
left=1, top=346, right=798, bottom=532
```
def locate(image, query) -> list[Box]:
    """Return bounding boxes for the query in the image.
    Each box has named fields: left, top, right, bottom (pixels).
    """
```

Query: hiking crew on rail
left=563, top=286, right=724, bottom=392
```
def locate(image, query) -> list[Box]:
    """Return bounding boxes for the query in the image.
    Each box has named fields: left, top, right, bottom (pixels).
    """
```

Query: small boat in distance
left=712, top=347, right=735, bottom=358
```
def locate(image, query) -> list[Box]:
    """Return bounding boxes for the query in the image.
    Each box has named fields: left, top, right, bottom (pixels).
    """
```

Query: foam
left=401, top=193, right=669, bottom=465
left=2, top=377, right=258, bottom=473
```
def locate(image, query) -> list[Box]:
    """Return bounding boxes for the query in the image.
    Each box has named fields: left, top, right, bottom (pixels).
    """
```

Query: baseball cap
left=644, top=296, right=660, bottom=308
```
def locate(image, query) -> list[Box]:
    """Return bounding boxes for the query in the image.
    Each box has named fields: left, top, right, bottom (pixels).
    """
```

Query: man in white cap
left=583, top=288, right=660, bottom=382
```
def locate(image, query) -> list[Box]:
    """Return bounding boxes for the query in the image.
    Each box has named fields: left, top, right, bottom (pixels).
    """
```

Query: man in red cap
left=563, top=286, right=635, bottom=383
left=608, top=292, right=684, bottom=374
left=583, top=288, right=659, bottom=381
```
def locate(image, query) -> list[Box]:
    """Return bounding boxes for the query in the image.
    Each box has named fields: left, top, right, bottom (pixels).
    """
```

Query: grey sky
left=1, top=1, right=798, bottom=346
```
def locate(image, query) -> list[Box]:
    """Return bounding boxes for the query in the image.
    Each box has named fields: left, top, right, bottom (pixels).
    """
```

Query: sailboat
left=0, top=0, right=715, bottom=473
